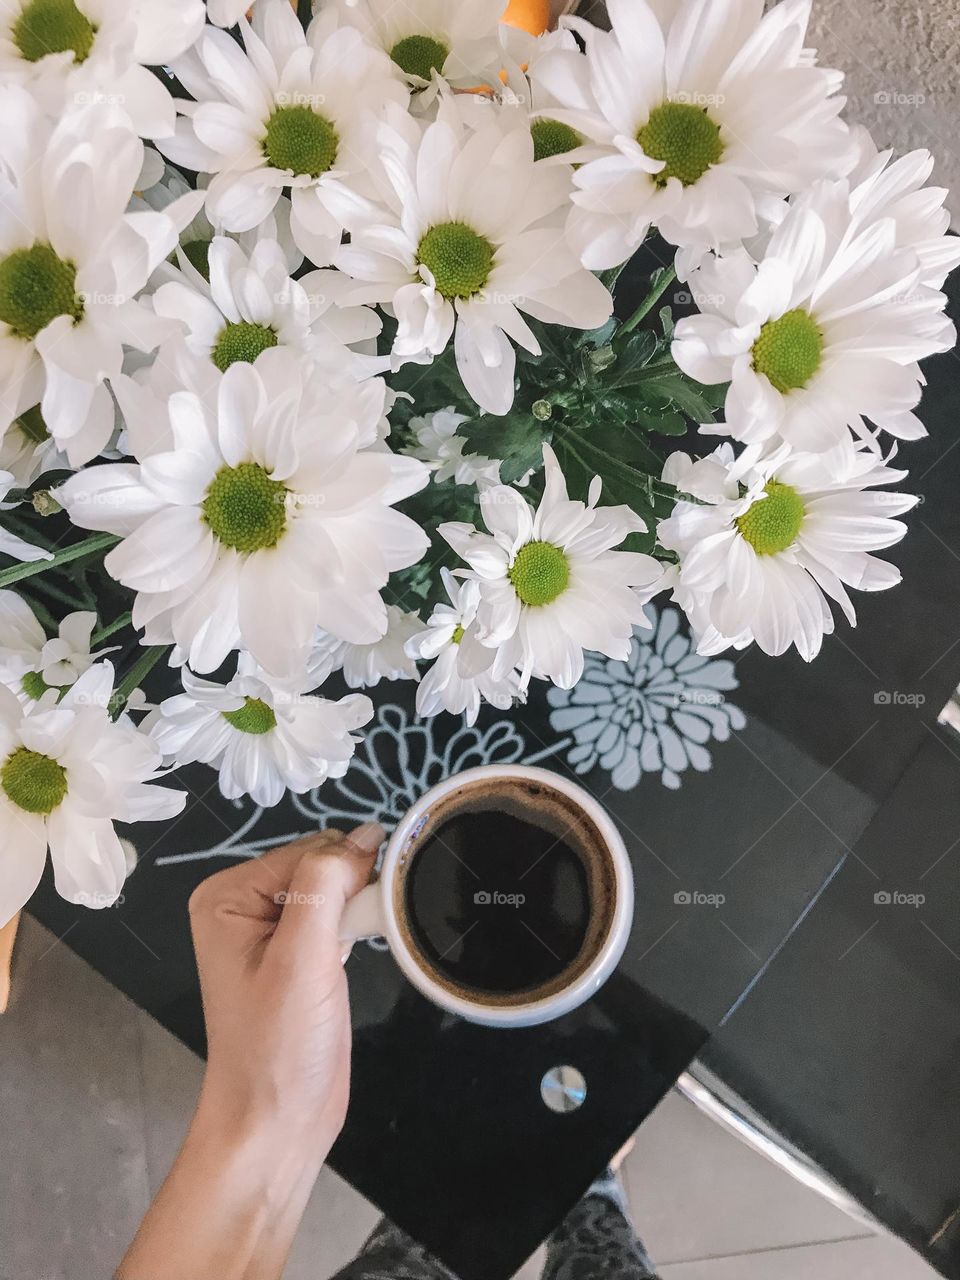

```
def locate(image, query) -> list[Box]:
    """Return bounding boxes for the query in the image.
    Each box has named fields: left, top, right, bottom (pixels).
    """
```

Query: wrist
left=190, top=1080, right=334, bottom=1197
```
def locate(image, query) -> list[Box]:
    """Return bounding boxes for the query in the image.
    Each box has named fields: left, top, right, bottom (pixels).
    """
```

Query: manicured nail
left=347, top=822, right=385, bottom=854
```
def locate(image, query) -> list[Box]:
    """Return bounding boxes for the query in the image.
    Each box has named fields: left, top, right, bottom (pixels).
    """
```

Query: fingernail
left=347, top=822, right=385, bottom=855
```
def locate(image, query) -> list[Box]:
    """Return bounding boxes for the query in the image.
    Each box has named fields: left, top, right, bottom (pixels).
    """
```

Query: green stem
left=558, top=426, right=677, bottom=503
left=617, top=265, right=678, bottom=339
left=26, top=575, right=89, bottom=613
left=93, top=612, right=132, bottom=646
left=0, top=532, right=120, bottom=589
left=111, top=644, right=169, bottom=718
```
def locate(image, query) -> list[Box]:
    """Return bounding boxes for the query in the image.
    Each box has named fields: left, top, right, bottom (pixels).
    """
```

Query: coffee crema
left=395, top=776, right=618, bottom=1009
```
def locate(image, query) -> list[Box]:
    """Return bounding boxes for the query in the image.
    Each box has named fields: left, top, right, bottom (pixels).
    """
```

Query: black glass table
left=26, top=256, right=960, bottom=1280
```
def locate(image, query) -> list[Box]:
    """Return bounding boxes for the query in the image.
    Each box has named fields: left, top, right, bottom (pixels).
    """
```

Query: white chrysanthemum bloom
left=0, top=405, right=65, bottom=488
left=657, top=442, right=917, bottom=662
left=0, top=89, right=202, bottom=467
left=59, top=350, right=430, bottom=678
left=439, top=445, right=665, bottom=689
left=0, top=0, right=203, bottom=137
left=0, top=663, right=186, bottom=927
left=562, top=0, right=852, bottom=269
left=132, top=158, right=304, bottom=285
left=406, top=570, right=523, bottom=726
left=497, top=25, right=612, bottom=169
left=328, top=0, right=503, bottom=92
left=671, top=180, right=957, bottom=452
left=0, top=593, right=115, bottom=701
left=149, top=656, right=373, bottom=808
left=152, top=236, right=384, bottom=386
left=405, top=407, right=502, bottom=488
left=159, top=0, right=409, bottom=265
left=845, top=127, right=960, bottom=291
left=308, top=605, right=421, bottom=690
left=336, top=104, right=613, bottom=415
left=0, top=471, right=52, bottom=564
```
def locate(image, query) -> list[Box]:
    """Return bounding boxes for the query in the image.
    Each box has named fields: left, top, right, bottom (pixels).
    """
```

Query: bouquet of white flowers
left=0, top=0, right=957, bottom=923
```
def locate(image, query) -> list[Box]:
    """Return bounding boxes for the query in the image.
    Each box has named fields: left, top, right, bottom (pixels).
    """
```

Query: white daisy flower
left=308, top=604, right=421, bottom=690
left=0, top=0, right=203, bottom=138
left=131, top=156, right=304, bottom=290
left=328, top=0, right=504, bottom=91
left=657, top=442, right=917, bottom=663
left=498, top=25, right=612, bottom=169
left=439, top=445, right=665, bottom=690
left=671, top=179, right=957, bottom=452
left=0, top=89, right=203, bottom=467
left=336, top=104, right=613, bottom=415
left=405, top=570, right=524, bottom=726
left=58, top=351, right=430, bottom=679
left=159, top=0, right=409, bottom=266
left=0, top=405, right=65, bottom=489
left=149, top=655, right=373, bottom=808
left=845, top=126, right=960, bottom=291
left=0, top=662, right=186, bottom=928
left=0, top=471, right=52, bottom=564
left=562, top=0, right=852, bottom=269
left=152, top=235, right=384, bottom=388
left=0, top=593, right=115, bottom=700
left=405, top=407, right=502, bottom=488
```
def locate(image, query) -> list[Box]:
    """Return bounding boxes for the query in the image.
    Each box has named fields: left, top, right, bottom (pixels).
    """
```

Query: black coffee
left=403, top=805, right=592, bottom=997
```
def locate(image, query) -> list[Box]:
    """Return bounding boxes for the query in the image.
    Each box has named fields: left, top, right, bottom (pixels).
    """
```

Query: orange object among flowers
left=501, top=0, right=551, bottom=36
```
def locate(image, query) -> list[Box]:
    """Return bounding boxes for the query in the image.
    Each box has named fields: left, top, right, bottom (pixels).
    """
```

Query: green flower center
left=16, top=403, right=49, bottom=445
left=418, top=222, right=495, bottom=300
left=201, top=462, right=288, bottom=554
left=211, top=321, right=278, bottom=372
left=0, top=243, right=84, bottom=341
left=1, top=746, right=67, bottom=815
left=21, top=670, right=53, bottom=701
left=13, top=0, right=96, bottom=64
left=262, top=105, right=339, bottom=178
left=509, top=540, right=570, bottom=607
left=451, top=624, right=465, bottom=645
left=531, top=119, right=583, bottom=162
left=222, top=697, right=277, bottom=735
left=637, top=102, right=723, bottom=187
left=751, top=308, right=823, bottom=394
left=735, top=480, right=805, bottom=556
left=181, top=238, right=211, bottom=280
left=390, top=33, right=449, bottom=81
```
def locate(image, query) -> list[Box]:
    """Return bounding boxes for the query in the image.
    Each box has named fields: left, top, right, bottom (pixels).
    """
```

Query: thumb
left=270, top=823, right=384, bottom=965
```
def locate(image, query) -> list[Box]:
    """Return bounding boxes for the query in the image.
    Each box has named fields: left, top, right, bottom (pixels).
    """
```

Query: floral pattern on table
left=547, top=606, right=745, bottom=790
left=158, top=608, right=744, bottom=866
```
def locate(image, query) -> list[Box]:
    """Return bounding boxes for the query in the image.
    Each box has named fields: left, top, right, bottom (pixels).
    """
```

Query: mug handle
left=339, top=882, right=386, bottom=944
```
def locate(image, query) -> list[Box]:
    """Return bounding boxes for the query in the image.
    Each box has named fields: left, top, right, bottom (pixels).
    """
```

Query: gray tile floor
left=0, top=918, right=939, bottom=1280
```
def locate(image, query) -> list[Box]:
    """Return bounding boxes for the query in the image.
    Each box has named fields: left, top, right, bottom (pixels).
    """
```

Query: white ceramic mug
left=339, top=764, right=634, bottom=1028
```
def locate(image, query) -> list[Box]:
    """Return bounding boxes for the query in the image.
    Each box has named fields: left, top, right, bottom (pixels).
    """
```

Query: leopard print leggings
left=329, top=1170, right=660, bottom=1280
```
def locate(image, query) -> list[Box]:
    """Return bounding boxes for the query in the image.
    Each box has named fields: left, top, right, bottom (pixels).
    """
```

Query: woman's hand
left=118, top=824, right=382, bottom=1280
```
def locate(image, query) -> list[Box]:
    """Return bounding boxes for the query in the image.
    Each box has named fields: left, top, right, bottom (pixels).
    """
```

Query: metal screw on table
left=541, top=1065, right=587, bottom=1113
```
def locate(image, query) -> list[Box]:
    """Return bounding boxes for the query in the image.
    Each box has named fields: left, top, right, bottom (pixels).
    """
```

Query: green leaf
left=458, top=410, right=549, bottom=482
